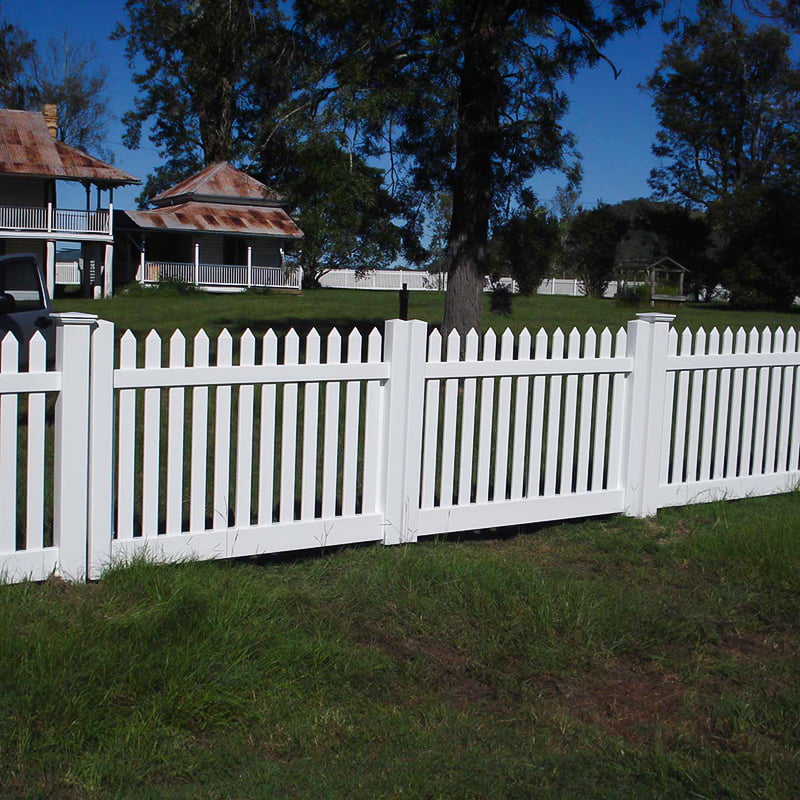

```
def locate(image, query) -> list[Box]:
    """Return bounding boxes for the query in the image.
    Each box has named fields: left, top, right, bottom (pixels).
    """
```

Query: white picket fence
left=2, top=313, right=800, bottom=583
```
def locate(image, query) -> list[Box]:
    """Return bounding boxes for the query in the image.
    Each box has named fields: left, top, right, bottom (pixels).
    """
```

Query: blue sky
left=7, top=0, right=672, bottom=211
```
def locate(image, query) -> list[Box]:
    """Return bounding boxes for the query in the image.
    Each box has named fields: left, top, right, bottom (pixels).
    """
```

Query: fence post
left=621, top=312, right=675, bottom=517
left=87, top=320, right=115, bottom=579
left=51, top=312, right=98, bottom=580
left=380, top=319, right=428, bottom=544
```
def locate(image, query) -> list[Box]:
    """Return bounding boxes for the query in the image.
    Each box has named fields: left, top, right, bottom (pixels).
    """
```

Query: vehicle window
left=0, top=258, right=45, bottom=312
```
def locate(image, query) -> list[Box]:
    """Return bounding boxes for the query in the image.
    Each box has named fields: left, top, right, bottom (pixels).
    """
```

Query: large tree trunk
left=441, top=17, right=500, bottom=337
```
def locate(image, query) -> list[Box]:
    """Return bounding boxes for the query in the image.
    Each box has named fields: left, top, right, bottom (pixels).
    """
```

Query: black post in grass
left=399, top=283, right=409, bottom=320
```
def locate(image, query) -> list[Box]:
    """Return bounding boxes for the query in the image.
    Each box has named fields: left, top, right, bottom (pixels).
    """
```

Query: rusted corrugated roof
left=0, top=109, right=139, bottom=186
left=119, top=202, right=303, bottom=239
left=151, top=162, right=283, bottom=206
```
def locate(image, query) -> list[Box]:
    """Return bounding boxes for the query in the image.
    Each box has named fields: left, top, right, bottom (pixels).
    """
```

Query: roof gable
left=0, top=109, right=139, bottom=186
left=151, top=162, right=283, bottom=207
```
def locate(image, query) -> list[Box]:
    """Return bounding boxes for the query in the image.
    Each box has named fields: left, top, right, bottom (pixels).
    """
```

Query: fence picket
left=457, top=330, right=479, bottom=505
left=576, top=328, right=596, bottom=494
left=526, top=329, right=548, bottom=497
left=235, top=330, right=256, bottom=527
left=258, top=331, right=278, bottom=524
left=510, top=328, right=531, bottom=500
left=560, top=328, right=581, bottom=495
left=0, top=335, right=18, bottom=555
left=361, top=329, right=383, bottom=514
left=698, top=328, right=719, bottom=481
left=778, top=330, right=798, bottom=472
left=190, top=331, right=210, bottom=531
left=280, top=330, right=299, bottom=523
left=116, top=332, right=138, bottom=539
left=301, top=330, right=321, bottom=520
left=342, top=329, right=363, bottom=516
left=213, top=331, right=233, bottom=529
left=592, top=329, right=612, bottom=492
left=142, top=332, right=162, bottom=537
left=421, top=330, right=442, bottom=508
left=725, top=329, right=747, bottom=477
left=685, top=328, right=705, bottom=483
left=25, top=334, right=47, bottom=549
left=544, top=329, right=564, bottom=497
left=764, top=329, right=784, bottom=473
left=606, top=328, right=628, bottom=490
left=475, top=329, right=497, bottom=503
left=166, top=332, right=186, bottom=534
left=751, top=328, right=772, bottom=474
left=440, top=330, right=461, bottom=506
left=712, top=328, right=733, bottom=480
left=739, top=329, right=760, bottom=476
left=322, top=329, right=342, bottom=518
left=493, top=329, right=515, bottom=501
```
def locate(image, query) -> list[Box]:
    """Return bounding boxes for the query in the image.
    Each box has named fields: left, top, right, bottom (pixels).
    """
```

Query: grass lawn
left=2, top=494, right=799, bottom=797
left=53, top=285, right=800, bottom=341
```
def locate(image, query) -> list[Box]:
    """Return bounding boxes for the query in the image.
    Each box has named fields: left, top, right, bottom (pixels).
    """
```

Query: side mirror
left=35, top=316, right=53, bottom=329
left=0, top=293, right=16, bottom=313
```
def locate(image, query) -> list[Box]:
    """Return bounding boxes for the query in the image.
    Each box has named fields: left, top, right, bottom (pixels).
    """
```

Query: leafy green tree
left=281, top=134, right=415, bottom=286
left=633, top=201, right=718, bottom=297
left=645, top=4, right=800, bottom=208
left=29, top=34, right=111, bottom=157
left=565, top=204, right=629, bottom=298
left=296, top=0, right=659, bottom=333
left=714, top=184, right=800, bottom=309
left=488, top=201, right=561, bottom=296
left=113, top=0, right=295, bottom=203
left=0, top=7, right=34, bottom=108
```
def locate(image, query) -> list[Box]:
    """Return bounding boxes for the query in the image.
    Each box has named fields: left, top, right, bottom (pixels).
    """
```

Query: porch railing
left=144, top=261, right=302, bottom=290
left=0, top=205, right=111, bottom=235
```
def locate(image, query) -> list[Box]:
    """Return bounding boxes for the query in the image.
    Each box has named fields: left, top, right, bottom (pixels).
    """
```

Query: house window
left=223, top=237, right=247, bottom=266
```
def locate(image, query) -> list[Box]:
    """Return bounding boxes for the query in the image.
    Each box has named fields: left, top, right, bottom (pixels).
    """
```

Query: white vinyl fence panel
left=2, top=312, right=800, bottom=584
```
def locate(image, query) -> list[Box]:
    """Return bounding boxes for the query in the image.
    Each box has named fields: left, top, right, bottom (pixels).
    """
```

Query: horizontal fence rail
left=2, top=313, right=800, bottom=584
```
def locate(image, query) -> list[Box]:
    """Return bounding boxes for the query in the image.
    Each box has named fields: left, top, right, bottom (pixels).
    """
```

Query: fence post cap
left=50, top=311, right=99, bottom=326
left=635, top=312, right=676, bottom=324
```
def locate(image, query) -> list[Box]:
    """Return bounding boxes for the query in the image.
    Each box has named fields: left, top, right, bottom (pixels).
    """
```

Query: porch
left=142, top=260, right=302, bottom=290
left=0, top=204, right=112, bottom=238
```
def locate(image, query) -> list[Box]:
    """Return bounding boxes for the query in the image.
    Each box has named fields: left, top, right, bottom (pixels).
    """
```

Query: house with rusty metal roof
left=0, top=105, right=139, bottom=298
left=114, top=162, right=304, bottom=291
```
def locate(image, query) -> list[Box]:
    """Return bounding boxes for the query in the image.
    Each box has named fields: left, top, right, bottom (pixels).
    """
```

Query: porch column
left=246, top=244, right=252, bottom=287
left=194, top=241, right=200, bottom=285
left=103, top=243, right=113, bottom=298
left=136, top=237, right=146, bottom=284
left=45, top=240, right=56, bottom=296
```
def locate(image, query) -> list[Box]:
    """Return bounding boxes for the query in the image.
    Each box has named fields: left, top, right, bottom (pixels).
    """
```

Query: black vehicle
left=0, top=253, right=54, bottom=367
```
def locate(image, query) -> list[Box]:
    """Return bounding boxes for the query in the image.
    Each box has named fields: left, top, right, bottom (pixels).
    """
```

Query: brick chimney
left=42, top=104, right=58, bottom=139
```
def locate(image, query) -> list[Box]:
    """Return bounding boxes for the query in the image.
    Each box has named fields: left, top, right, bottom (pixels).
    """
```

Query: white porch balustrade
left=0, top=205, right=111, bottom=235
left=144, top=261, right=302, bottom=290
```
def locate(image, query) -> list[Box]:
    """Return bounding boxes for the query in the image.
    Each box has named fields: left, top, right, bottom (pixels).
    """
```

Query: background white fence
left=318, top=269, right=617, bottom=297
left=2, top=313, right=800, bottom=583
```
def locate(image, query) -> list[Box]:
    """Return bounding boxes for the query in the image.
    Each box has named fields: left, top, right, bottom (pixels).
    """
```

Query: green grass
left=53, top=286, right=800, bottom=342
left=2, top=493, right=800, bottom=798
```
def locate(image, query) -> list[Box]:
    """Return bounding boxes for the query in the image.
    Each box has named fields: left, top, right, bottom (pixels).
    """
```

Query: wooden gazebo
left=617, top=256, right=689, bottom=304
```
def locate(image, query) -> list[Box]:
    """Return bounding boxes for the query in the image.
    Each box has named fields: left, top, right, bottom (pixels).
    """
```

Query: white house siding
left=198, top=234, right=224, bottom=264
left=250, top=239, right=282, bottom=267
left=197, top=235, right=282, bottom=267
left=3, top=238, right=46, bottom=263
left=0, top=176, right=47, bottom=207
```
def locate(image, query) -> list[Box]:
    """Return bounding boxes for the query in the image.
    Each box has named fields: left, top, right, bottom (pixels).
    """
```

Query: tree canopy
left=645, top=3, right=800, bottom=208
left=0, top=6, right=34, bottom=108
left=113, top=0, right=297, bottom=203
left=296, top=0, right=659, bottom=333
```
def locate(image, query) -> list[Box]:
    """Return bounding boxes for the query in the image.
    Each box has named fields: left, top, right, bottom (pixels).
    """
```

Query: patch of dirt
left=531, top=660, right=691, bottom=745
left=355, top=630, right=505, bottom=710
